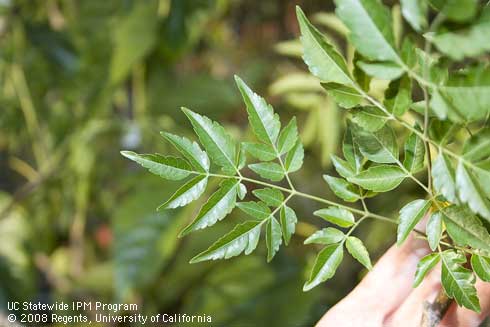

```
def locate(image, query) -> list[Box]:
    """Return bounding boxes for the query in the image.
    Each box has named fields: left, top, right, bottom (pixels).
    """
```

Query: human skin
left=316, top=235, right=490, bottom=326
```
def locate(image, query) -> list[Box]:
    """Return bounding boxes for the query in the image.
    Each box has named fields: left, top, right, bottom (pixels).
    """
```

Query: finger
left=384, top=266, right=441, bottom=326
left=439, top=279, right=490, bottom=327
left=316, top=234, right=430, bottom=326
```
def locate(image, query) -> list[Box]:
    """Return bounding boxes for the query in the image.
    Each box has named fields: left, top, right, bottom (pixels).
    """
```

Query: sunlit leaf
left=158, top=175, right=208, bottom=210
left=266, top=217, right=283, bottom=262
left=121, top=151, right=192, bottom=180
left=314, top=207, right=355, bottom=228
left=397, top=199, right=431, bottom=245
left=303, top=243, right=343, bottom=291
left=285, top=140, right=304, bottom=173
left=277, top=117, right=299, bottom=155
left=190, top=220, right=264, bottom=263
left=162, top=132, right=210, bottom=172
left=413, top=253, right=440, bottom=287
left=252, top=188, right=284, bottom=207
left=180, top=179, right=239, bottom=236
left=280, top=205, right=297, bottom=245
left=304, top=227, right=345, bottom=245
left=323, top=175, right=361, bottom=202
left=346, top=236, right=372, bottom=270
left=348, top=165, right=406, bottom=192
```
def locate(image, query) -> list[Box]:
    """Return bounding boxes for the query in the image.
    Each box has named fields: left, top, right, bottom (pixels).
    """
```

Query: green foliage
left=122, top=1, right=490, bottom=313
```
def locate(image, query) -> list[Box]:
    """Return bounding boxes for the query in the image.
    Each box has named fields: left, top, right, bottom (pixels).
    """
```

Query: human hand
left=316, top=234, right=490, bottom=327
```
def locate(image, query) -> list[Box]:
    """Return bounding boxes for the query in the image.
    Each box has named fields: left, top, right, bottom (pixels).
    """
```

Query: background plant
left=123, top=0, right=490, bottom=317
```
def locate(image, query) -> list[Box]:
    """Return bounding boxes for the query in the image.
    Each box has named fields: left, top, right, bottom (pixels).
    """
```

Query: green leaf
left=304, top=227, right=344, bottom=245
left=357, top=61, right=404, bottom=80
left=266, top=217, right=283, bottom=262
left=190, top=220, right=264, bottom=263
left=331, top=154, right=356, bottom=179
left=296, top=6, right=354, bottom=85
left=428, top=0, right=478, bottom=22
left=343, top=125, right=363, bottom=173
left=334, top=0, right=400, bottom=62
left=180, top=179, right=239, bottom=236
left=456, top=160, right=490, bottom=220
left=158, top=175, right=208, bottom=210
left=400, top=0, right=428, bottom=31
left=463, top=128, right=490, bottom=163
left=236, top=201, right=272, bottom=220
left=182, top=108, right=237, bottom=174
left=426, top=211, right=443, bottom=251
left=441, top=205, right=490, bottom=251
left=397, top=199, right=431, bottom=245
left=280, top=205, right=297, bottom=245
left=471, top=254, right=490, bottom=282
left=249, top=162, right=285, bottom=182
left=353, top=52, right=372, bottom=91
left=314, top=207, right=355, bottom=228
left=303, top=243, right=343, bottom=291
left=427, top=7, right=490, bottom=60
left=352, top=124, right=399, bottom=164
left=384, top=75, right=412, bottom=117
left=323, top=175, right=361, bottom=202
left=161, top=132, right=210, bottom=172
left=285, top=140, right=304, bottom=173
left=403, top=129, right=425, bottom=173
left=432, top=154, right=458, bottom=203
left=235, top=76, right=281, bottom=145
left=441, top=250, right=480, bottom=312
left=413, top=253, right=440, bottom=287
left=277, top=117, right=299, bottom=155
left=242, top=142, right=276, bottom=161
left=121, top=151, right=192, bottom=180
left=348, top=165, right=406, bottom=192
left=252, top=188, right=284, bottom=207
left=350, top=106, right=389, bottom=132
left=238, top=183, right=247, bottom=200
left=321, top=83, right=363, bottom=108
left=430, top=68, right=490, bottom=122
left=346, top=236, right=372, bottom=270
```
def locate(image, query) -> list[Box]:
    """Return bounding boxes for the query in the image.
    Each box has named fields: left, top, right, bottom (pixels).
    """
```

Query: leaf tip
left=120, top=150, right=136, bottom=159
left=302, top=282, right=314, bottom=292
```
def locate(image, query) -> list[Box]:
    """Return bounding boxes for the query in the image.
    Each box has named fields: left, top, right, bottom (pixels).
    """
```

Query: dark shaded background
left=0, top=0, right=422, bottom=325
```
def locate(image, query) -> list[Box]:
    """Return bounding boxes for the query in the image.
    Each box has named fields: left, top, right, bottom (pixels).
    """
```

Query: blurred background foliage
left=0, top=0, right=423, bottom=325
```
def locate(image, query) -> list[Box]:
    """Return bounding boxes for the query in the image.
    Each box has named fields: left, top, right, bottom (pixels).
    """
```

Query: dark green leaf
left=426, top=211, right=443, bottom=251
